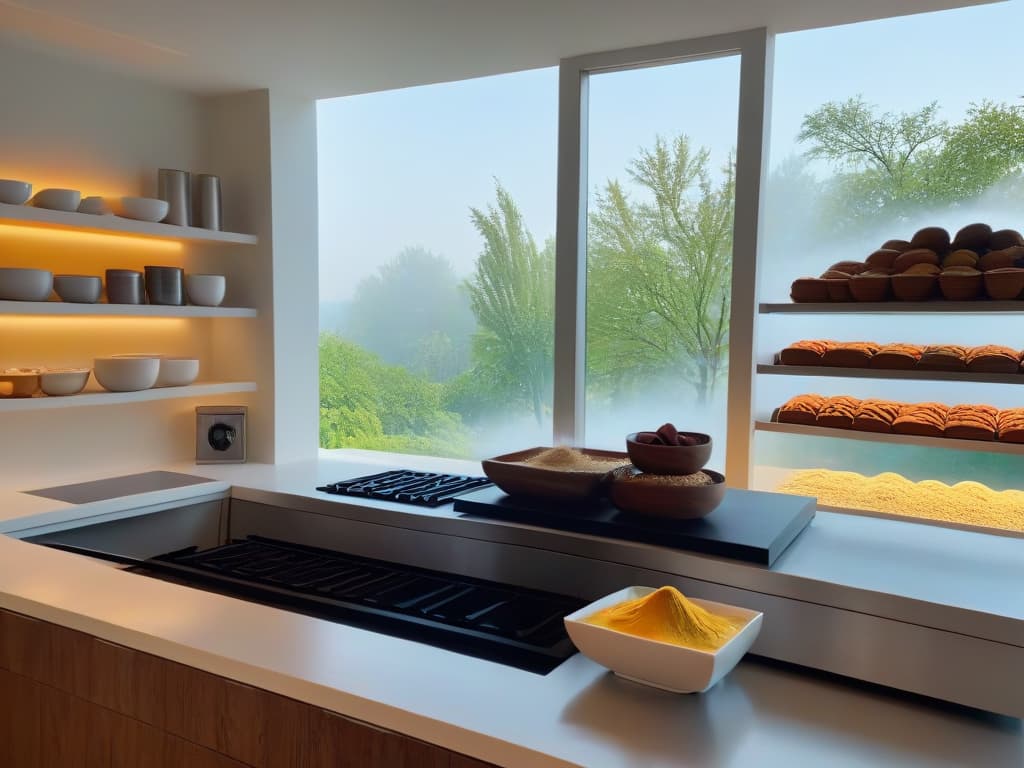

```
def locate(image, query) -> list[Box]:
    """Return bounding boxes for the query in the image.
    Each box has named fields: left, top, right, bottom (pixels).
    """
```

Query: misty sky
left=318, top=1, right=1024, bottom=304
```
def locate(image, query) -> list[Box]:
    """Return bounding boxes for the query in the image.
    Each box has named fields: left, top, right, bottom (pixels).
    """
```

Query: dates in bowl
left=626, top=423, right=712, bottom=475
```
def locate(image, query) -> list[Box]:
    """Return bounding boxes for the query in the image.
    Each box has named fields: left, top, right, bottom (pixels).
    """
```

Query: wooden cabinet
left=0, top=608, right=497, bottom=768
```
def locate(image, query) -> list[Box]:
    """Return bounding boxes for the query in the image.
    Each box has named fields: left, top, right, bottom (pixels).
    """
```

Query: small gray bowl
left=54, top=275, right=102, bottom=304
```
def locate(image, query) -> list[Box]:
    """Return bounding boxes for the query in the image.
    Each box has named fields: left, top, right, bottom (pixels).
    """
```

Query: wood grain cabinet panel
left=309, top=708, right=451, bottom=768
left=451, top=755, right=502, bottom=768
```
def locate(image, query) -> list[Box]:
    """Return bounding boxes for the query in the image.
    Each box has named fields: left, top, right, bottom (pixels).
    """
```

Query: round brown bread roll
left=791, top=278, right=829, bottom=303
left=978, top=248, right=1024, bottom=272
left=990, top=229, right=1024, bottom=251
left=826, top=261, right=868, bottom=275
left=903, top=263, right=940, bottom=276
left=910, top=227, right=950, bottom=254
left=892, top=248, right=939, bottom=273
left=820, top=270, right=854, bottom=279
left=943, top=249, right=979, bottom=268
left=865, top=249, right=901, bottom=269
left=951, top=223, right=992, bottom=252
left=881, top=239, right=912, bottom=253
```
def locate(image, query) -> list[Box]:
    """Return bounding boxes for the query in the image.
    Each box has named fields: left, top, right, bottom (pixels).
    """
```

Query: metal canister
left=195, top=174, right=222, bottom=231
left=157, top=169, right=191, bottom=226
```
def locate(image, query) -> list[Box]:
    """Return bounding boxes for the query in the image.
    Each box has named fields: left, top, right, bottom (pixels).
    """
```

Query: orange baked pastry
left=779, top=340, right=836, bottom=366
left=997, top=408, right=1024, bottom=443
left=892, top=402, right=948, bottom=438
left=870, top=343, right=924, bottom=370
left=851, top=399, right=901, bottom=433
left=816, top=395, right=861, bottom=429
left=822, top=342, right=880, bottom=368
left=965, top=345, right=1021, bottom=374
left=917, top=345, right=968, bottom=371
left=778, top=394, right=826, bottom=425
left=944, top=404, right=998, bottom=441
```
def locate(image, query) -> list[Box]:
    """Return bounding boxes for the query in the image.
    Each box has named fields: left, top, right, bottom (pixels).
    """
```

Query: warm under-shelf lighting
left=0, top=316, right=188, bottom=329
left=0, top=224, right=183, bottom=253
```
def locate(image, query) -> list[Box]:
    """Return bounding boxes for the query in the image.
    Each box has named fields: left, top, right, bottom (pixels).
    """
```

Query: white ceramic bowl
left=107, top=196, right=170, bottom=222
left=185, top=274, right=226, bottom=307
left=0, top=369, right=41, bottom=398
left=93, top=356, right=160, bottom=392
left=77, top=196, right=111, bottom=215
left=0, top=268, right=54, bottom=301
left=564, top=586, right=763, bottom=694
left=40, top=368, right=91, bottom=396
left=30, top=188, right=81, bottom=212
left=154, top=357, right=199, bottom=387
left=0, top=179, right=31, bottom=205
left=54, top=275, right=102, bottom=304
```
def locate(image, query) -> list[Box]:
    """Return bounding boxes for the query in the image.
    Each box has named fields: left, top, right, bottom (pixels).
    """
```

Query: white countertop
left=0, top=453, right=1021, bottom=766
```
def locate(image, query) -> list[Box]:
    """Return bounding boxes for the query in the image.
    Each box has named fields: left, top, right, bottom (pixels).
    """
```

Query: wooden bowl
left=626, top=432, right=712, bottom=475
left=938, top=271, right=983, bottom=301
left=823, top=278, right=852, bottom=302
left=481, top=447, right=629, bottom=500
left=890, top=273, right=937, bottom=301
left=983, top=268, right=1024, bottom=300
left=849, top=274, right=891, bottom=302
left=790, top=278, right=829, bottom=303
left=608, top=467, right=726, bottom=519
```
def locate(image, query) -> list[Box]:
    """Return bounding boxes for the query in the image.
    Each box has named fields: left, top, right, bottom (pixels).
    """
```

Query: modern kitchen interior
left=1, top=1, right=1023, bottom=766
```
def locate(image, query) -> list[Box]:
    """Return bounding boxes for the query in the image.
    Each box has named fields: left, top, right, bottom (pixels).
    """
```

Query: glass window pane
left=583, top=56, right=741, bottom=471
left=317, top=69, right=557, bottom=459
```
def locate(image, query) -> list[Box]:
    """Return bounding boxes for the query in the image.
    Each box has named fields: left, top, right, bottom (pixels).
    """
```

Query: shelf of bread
left=0, top=381, right=256, bottom=412
left=0, top=301, right=256, bottom=318
left=760, top=300, right=1024, bottom=314
left=757, top=364, right=1024, bottom=385
left=0, top=202, right=257, bottom=245
left=756, top=420, right=1024, bottom=455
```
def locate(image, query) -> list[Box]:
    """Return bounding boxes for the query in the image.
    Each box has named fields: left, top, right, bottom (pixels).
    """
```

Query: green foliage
left=464, top=183, right=554, bottom=425
left=799, top=96, right=1024, bottom=231
left=319, top=333, right=470, bottom=457
left=587, top=135, right=734, bottom=404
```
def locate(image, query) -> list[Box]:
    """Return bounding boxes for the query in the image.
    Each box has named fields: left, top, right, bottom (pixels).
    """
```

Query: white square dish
left=564, top=586, right=763, bottom=693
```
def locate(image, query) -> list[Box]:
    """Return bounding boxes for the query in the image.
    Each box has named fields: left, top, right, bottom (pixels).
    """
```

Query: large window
left=317, top=70, right=557, bottom=458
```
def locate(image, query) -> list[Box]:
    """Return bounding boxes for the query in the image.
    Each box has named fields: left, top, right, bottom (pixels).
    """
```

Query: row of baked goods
left=776, top=393, right=1024, bottom=442
left=790, top=223, right=1024, bottom=302
left=778, top=340, right=1024, bottom=373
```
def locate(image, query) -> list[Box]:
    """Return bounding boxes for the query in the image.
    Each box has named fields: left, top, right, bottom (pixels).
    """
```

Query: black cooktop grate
left=129, top=535, right=584, bottom=674
left=316, top=469, right=492, bottom=507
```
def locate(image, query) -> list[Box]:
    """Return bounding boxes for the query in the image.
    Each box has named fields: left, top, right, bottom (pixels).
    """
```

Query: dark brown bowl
left=626, top=432, right=712, bottom=475
left=609, top=467, right=726, bottom=519
left=481, top=446, right=629, bottom=500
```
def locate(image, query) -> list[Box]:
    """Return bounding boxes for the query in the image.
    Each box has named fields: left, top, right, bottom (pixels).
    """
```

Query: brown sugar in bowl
left=626, top=432, right=712, bottom=475
left=608, top=467, right=726, bottom=519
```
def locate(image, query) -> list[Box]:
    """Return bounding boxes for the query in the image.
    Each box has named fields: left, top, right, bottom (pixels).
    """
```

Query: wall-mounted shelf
left=755, top=420, right=1024, bottom=456
left=0, top=301, right=256, bottom=318
left=0, top=202, right=258, bottom=245
left=0, top=381, right=257, bottom=412
left=760, top=301, right=1024, bottom=314
left=756, top=364, right=1024, bottom=385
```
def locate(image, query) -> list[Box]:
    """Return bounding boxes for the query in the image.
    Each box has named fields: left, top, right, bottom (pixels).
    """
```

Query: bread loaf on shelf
left=917, top=345, right=968, bottom=371
left=778, top=394, right=826, bottom=425
left=944, top=404, right=998, bottom=441
left=822, top=342, right=880, bottom=368
left=779, top=340, right=835, bottom=366
left=997, top=408, right=1024, bottom=443
left=965, top=345, right=1021, bottom=374
left=870, top=343, right=923, bottom=370
left=951, top=223, right=992, bottom=253
left=892, top=402, right=948, bottom=438
left=851, top=399, right=901, bottom=433
left=816, top=395, right=860, bottom=429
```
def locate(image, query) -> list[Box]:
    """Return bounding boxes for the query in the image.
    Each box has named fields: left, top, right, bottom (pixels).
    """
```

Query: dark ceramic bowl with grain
left=626, top=432, right=712, bottom=475
left=609, top=467, right=726, bottom=519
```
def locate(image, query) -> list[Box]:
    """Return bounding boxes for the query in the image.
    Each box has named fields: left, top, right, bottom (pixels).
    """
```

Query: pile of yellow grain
left=779, top=469, right=1024, bottom=533
left=521, top=446, right=628, bottom=472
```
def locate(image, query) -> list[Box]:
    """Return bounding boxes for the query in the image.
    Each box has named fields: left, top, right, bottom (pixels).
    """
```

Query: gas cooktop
left=56, top=535, right=585, bottom=674
left=317, top=469, right=493, bottom=507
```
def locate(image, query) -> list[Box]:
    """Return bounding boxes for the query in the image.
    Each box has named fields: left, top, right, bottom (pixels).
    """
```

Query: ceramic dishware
left=481, top=447, right=630, bottom=500
left=54, top=275, right=102, bottom=304
left=0, top=369, right=41, bottom=398
left=107, top=196, right=170, bottom=222
left=158, top=169, right=191, bottom=226
left=39, top=368, right=91, bottom=396
left=608, top=467, right=727, bottom=519
left=30, top=188, right=81, bottom=212
left=0, top=268, right=53, bottom=301
left=195, top=174, right=222, bottom=230
left=185, top=274, right=226, bottom=307
left=105, top=269, right=145, bottom=304
left=154, top=357, right=199, bottom=387
left=144, top=266, right=184, bottom=305
left=563, top=586, right=763, bottom=694
left=77, top=196, right=111, bottom=215
left=0, top=179, right=32, bottom=205
left=93, top=356, right=160, bottom=392
left=626, top=432, right=712, bottom=475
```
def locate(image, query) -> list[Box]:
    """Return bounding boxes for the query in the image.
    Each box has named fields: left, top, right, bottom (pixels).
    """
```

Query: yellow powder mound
left=521, top=446, right=628, bottom=472
left=779, top=469, right=1024, bottom=533
left=584, top=586, right=745, bottom=651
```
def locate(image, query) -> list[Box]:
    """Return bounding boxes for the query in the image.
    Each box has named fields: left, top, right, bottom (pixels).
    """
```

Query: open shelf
left=755, top=420, right=1024, bottom=456
left=760, top=301, right=1024, bottom=314
left=0, top=301, right=256, bottom=318
left=0, top=202, right=257, bottom=245
left=756, top=364, right=1024, bottom=385
left=0, top=381, right=257, bottom=412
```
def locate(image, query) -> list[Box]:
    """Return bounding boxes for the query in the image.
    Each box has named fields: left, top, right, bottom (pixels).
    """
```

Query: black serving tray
left=453, top=486, right=815, bottom=566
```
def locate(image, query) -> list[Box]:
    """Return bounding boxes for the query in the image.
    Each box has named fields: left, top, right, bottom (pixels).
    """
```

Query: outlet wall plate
left=196, top=405, right=247, bottom=464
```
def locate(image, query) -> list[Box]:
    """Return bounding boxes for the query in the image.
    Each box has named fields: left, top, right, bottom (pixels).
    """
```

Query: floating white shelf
left=0, top=202, right=257, bottom=245
left=0, top=382, right=257, bottom=412
left=0, top=301, right=256, bottom=318
left=755, top=420, right=1024, bottom=456
left=756, top=364, right=1024, bottom=385
left=759, top=301, right=1024, bottom=314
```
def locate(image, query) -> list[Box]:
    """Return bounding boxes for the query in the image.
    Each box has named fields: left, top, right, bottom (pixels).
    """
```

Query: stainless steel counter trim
left=226, top=486, right=1024, bottom=648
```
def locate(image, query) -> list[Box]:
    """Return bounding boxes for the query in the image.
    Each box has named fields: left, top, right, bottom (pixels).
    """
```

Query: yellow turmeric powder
left=584, top=586, right=745, bottom=651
